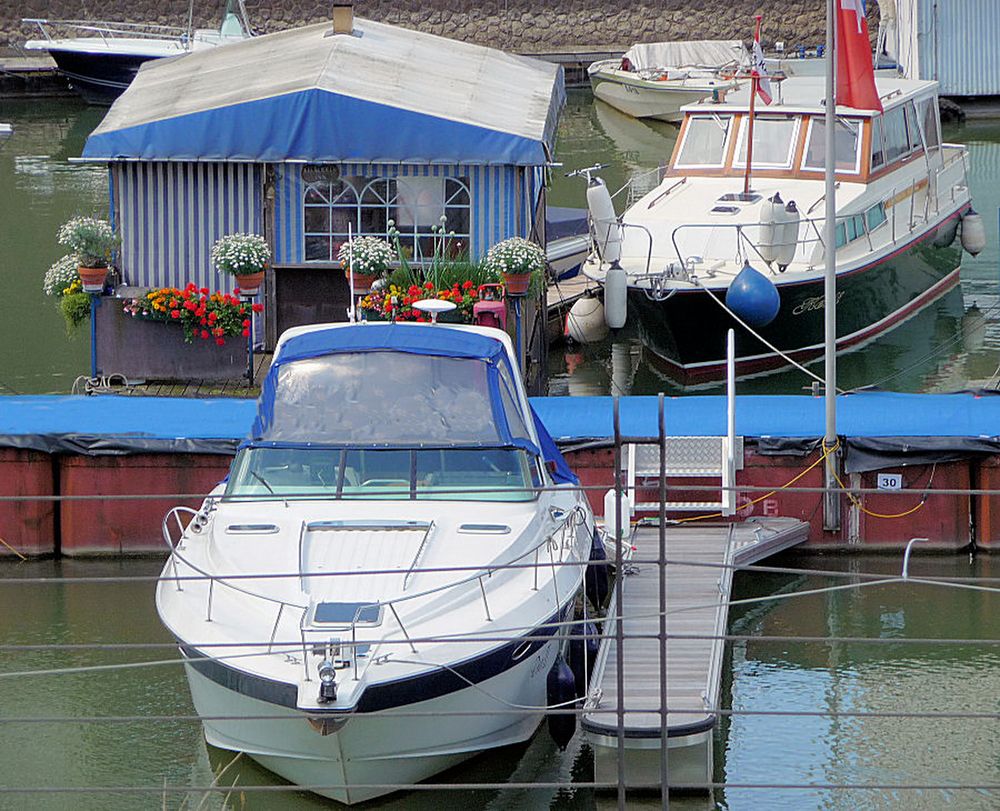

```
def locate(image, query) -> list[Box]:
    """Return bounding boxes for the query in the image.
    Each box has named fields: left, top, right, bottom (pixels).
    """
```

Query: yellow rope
left=822, top=440, right=929, bottom=520
left=670, top=440, right=841, bottom=524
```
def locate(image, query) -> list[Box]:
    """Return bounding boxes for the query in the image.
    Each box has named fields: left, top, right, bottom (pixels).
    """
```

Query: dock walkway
left=582, top=516, right=809, bottom=789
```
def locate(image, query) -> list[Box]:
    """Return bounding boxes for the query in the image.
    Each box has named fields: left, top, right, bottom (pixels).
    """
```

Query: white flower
left=338, top=236, right=394, bottom=277
left=211, top=233, right=270, bottom=276
left=43, top=253, right=81, bottom=297
left=482, top=237, right=545, bottom=278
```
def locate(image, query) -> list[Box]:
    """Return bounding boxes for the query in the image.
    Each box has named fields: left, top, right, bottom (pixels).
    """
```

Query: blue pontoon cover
left=82, top=20, right=564, bottom=166
left=250, top=324, right=545, bottom=454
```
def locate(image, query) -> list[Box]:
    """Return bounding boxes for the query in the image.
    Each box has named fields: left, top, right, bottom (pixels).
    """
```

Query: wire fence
left=1, top=398, right=999, bottom=807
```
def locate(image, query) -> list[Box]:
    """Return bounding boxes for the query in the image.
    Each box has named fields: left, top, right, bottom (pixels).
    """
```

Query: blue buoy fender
left=546, top=653, right=577, bottom=748
left=725, top=262, right=780, bottom=327
left=568, top=621, right=600, bottom=698
left=584, top=527, right=610, bottom=609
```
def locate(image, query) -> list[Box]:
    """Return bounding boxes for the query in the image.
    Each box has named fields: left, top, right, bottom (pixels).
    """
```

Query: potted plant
left=211, top=232, right=271, bottom=295
left=43, top=253, right=92, bottom=333
left=57, top=216, right=118, bottom=292
left=482, top=236, right=546, bottom=296
left=338, top=236, right=394, bottom=292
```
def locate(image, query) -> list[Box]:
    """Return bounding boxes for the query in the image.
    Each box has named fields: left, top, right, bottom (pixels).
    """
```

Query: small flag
left=752, top=24, right=773, bottom=104
left=836, top=0, right=883, bottom=111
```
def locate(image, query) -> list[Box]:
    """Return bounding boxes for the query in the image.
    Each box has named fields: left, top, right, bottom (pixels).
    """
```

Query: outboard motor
left=546, top=653, right=577, bottom=748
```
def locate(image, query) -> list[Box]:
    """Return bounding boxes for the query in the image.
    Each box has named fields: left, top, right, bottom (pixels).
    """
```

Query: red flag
left=752, top=36, right=772, bottom=105
left=836, top=0, right=883, bottom=111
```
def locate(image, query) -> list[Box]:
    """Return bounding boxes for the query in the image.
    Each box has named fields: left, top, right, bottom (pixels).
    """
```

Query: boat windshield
left=674, top=114, right=733, bottom=167
left=260, top=351, right=531, bottom=446
left=801, top=116, right=862, bottom=173
left=224, top=446, right=540, bottom=502
left=734, top=114, right=799, bottom=169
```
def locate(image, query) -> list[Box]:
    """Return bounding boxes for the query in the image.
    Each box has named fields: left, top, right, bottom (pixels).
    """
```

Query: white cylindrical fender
left=565, top=294, right=609, bottom=344
left=604, top=265, right=628, bottom=330
left=757, top=192, right=784, bottom=264
left=775, top=200, right=800, bottom=268
left=587, top=177, right=622, bottom=266
left=961, top=210, right=986, bottom=256
left=603, top=488, right=632, bottom=540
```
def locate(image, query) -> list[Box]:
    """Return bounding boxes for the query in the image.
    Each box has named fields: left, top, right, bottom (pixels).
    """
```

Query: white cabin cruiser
left=588, top=40, right=745, bottom=123
left=582, top=75, right=980, bottom=385
left=156, top=321, right=596, bottom=804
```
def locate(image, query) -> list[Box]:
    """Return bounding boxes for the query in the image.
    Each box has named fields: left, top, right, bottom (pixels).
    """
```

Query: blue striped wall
left=273, top=163, right=542, bottom=264
left=113, top=162, right=261, bottom=293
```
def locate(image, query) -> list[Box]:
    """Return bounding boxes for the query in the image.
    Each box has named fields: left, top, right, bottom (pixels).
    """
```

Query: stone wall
left=7, top=2, right=849, bottom=54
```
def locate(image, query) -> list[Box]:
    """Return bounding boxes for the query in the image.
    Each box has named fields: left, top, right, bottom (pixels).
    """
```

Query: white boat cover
left=623, top=40, right=746, bottom=71
left=82, top=19, right=564, bottom=165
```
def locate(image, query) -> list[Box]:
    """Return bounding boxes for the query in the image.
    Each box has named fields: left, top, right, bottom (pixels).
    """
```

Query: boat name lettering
left=792, top=292, right=845, bottom=315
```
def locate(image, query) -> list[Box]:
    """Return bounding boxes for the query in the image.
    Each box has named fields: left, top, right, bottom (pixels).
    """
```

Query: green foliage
left=59, top=291, right=92, bottom=334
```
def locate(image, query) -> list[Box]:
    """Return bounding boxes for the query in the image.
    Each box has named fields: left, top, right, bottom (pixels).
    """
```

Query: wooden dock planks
left=582, top=517, right=809, bottom=785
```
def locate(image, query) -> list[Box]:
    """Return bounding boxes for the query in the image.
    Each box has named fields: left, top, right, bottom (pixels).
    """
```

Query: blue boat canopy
left=250, top=324, right=540, bottom=455
left=82, top=19, right=564, bottom=166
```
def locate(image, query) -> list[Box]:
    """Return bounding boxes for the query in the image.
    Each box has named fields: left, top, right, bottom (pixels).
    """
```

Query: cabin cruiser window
left=835, top=204, right=884, bottom=248
left=870, top=117, right=886, bottom=171
left=801, top=117, right=861, bottom=173
left=224, top=446, right=537, bottom=502
left=918, top=97, right=941, bottom=156
left=733, top=115, right=799, bottom=169
left=866, top=202, right=887, bottom=232
left=882, top=106, right=912, bottom=163
left=675, top=115, right=732, bottom=167
left=904, top=104, right=922, bottom=152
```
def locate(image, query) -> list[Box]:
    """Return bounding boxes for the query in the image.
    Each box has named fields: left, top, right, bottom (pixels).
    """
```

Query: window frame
left=673, top=114, right=735, bottom=169
left=731, top=113, right=801, bottom=171
left=800, top=115, right=863, bottom=175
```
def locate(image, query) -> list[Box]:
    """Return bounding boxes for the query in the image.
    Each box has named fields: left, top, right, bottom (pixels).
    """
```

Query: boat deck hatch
left=312, top=602, right=383, bottom=625
left=710, top=205, right=739, bottom=214
left=718, top=192, right=762, bottom=203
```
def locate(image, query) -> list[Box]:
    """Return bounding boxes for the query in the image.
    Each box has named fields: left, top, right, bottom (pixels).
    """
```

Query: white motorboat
left=588, top=40, right=745, bottom=123
left=580, top=75, right=981, bottom=385
left=0, top=124, right=11, bottom=144
left=156, top=320, right=597, bottom=804
left=23, top=1, right=250, bottom=103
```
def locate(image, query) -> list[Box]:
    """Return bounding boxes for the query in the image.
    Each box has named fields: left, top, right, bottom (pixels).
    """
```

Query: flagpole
left=743, top=14, right=763, bottom=197
left=823, top=0, right=839, bottom=529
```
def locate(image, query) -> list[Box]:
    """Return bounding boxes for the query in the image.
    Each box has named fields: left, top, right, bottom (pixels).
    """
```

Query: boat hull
left=45, top=48, right=158, bottom=103
left=182, top=637, right=558, bottom=805
left=630, top=210, right=967, bottom=384
left=589, top=71, right=732, bottom=123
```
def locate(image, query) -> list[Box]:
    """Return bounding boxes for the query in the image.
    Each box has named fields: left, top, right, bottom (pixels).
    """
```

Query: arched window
left=303, top=178, right=359, bottom=262
left=302, top=171, right=470, bottom=264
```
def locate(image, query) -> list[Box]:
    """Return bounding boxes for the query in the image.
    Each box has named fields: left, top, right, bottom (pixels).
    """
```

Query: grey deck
left=582, top=517, right=809, bottom=739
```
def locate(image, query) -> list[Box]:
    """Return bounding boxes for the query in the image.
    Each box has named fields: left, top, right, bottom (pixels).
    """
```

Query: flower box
left=95, top=291, right=248, bottom=382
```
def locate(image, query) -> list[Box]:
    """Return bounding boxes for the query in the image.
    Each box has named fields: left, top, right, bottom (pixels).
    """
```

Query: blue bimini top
left=251, top=323, right=529, bottom=450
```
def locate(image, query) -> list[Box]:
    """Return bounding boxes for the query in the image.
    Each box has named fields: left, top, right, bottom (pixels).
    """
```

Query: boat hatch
left=717, top=192, right=762, bottom=203
left=311, top=601, right=384, bottom=626
left=710, top=205, right=740, bottom=215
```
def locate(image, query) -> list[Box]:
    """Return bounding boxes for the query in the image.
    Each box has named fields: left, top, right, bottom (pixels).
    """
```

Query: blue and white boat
left=156, top=320, right=595, bottom=804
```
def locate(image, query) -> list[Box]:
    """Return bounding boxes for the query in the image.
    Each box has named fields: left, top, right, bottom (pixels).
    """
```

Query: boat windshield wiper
left=250, top=471, right=288, bottom=507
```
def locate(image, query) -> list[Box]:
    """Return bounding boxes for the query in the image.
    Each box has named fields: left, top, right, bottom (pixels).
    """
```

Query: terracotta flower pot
left=345, top=268, right=379, bottom=292
left=502, top=271, right=531, bottom=296
left=77, top=266, right=108, bottom=293
left=234, top=271, right=265, bottom=295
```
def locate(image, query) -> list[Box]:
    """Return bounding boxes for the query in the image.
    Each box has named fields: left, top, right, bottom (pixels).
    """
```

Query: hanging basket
left=501, top=271, right=531, bottom=296
left=77, top=266, right=108, bottom=293
left=234, top=271, right=265, bottom=295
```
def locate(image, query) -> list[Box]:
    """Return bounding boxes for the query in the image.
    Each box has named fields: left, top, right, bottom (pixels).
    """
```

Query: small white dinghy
left=156, top=319, right=597, bottom=804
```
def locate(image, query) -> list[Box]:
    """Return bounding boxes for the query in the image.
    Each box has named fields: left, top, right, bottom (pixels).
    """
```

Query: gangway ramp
left=582, top=516, right=809, bottom=790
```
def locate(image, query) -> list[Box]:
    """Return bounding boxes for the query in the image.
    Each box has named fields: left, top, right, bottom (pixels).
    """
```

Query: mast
left=823, top=0, right=839, bottom=528
left=743, top=15, right=763, bottom=196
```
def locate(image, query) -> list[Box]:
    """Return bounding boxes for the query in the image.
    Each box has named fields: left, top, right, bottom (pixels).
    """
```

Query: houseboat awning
left=81, top=19, right=564, bottom=166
